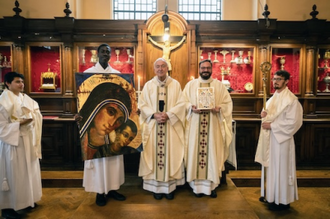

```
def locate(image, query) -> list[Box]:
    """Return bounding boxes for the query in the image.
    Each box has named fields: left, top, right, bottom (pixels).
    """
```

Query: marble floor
left=1, top=172, right=329, bottom=219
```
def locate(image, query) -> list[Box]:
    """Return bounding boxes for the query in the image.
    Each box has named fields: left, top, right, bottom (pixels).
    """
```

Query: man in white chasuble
left=138, top=58, right=186, bottom=200
left=183, top=59, right=233, bottom=198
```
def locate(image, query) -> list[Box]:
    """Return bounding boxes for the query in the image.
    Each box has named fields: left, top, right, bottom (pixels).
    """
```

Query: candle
left=138, top=75, right=141, bottom=91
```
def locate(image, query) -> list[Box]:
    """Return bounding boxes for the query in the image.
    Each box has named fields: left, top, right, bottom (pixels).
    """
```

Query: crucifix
left=148, top=5, right=186, bottom=73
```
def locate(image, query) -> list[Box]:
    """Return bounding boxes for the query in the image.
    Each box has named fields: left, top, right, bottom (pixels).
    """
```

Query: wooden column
left=136, top=26, right=145, bottom=91
left=188, top=28, right=197, bottom=82
left=305, top=46, right=315, bottom=96
left=258, top=45, right=268, bottom=96
left=63, top=46, right=73, bottom=96
left=13, top=45, right=24, bottom=76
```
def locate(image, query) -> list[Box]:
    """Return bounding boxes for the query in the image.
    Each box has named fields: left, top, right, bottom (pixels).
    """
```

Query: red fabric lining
left=201, top=48, right=254, bottom=93
left=78, top=47, right=134, bottom=73
left=30, top=46, right=61, bottom=92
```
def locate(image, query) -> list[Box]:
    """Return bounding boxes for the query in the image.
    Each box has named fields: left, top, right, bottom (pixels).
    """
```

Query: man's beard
left=200, top=71, right=211, bottom=80
left=274, top=84, right=281, bottom=89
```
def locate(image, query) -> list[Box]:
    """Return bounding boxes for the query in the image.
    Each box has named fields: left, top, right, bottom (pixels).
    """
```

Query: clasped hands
left=153, top=112, right=169, bottom=124
left=20, top=118, right=33, bottom=126
left=260, top=110, right=271, bottom=130
left=192, top=105, right=221, bottom=114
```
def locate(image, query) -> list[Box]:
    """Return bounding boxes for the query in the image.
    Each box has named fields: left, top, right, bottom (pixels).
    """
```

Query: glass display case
left=270, top=46, right=302, bottom=94
left=317, top=48, right=330, bottom=94
left=0, top=45, right=13, bottom=93
left=199, top=46, right=255, bottom=94
left=27, top=43, right=62, bottom=93
left=76, top=45, right=135, bottom=73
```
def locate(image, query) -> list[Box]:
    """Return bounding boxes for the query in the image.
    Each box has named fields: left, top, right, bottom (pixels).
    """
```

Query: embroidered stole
left=197, top=83, right=211, bottom=179
left=155, top=86, right=167, bottom=181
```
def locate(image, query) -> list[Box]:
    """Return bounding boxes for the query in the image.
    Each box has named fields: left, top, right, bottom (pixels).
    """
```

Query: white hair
left=153, top=58, right=168, bottom=68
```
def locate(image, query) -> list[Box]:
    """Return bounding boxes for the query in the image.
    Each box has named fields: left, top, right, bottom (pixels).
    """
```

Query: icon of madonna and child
left=75, top=73, right=142, bottom=160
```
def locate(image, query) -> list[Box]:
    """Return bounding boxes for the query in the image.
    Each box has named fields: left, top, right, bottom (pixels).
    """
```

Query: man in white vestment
left=183, top=59, right=233, bottom=198
left=0, top=72, right=42, bottom=219
left=255, top=70, right=303, bottom=211
left=139, top=58, right=186, bottom=200
left=82, top=44, right=127, bottom=206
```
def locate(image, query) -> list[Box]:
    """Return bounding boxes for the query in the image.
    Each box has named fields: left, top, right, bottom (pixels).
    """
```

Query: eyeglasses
left=155, top=64, right=167, bottom=69
left=200, top=67, right=212, bottom=70
left=271, top=78, right=285, bottom=81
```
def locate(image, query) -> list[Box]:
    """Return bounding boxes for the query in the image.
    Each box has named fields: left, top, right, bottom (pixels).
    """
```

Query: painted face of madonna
left=91, top=103, right=125, bottom=136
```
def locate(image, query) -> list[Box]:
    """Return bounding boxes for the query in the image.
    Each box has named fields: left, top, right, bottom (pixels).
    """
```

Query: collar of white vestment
left=266, top=87, right=297, bottom=120
left=153, top=75, right=172, bottom=87
left=96, top=62, right=111, bottom=71
left=198, top=77, right=213, bottom=84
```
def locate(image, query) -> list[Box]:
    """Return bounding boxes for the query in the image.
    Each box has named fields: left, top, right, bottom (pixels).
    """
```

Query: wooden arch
left=136, top=10, right=196, bottom=89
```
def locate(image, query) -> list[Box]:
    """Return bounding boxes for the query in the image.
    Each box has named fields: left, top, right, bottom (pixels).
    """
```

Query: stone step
left=41, top=170, right=330, bottom=188
left=228, top=170, right=330, bottom=187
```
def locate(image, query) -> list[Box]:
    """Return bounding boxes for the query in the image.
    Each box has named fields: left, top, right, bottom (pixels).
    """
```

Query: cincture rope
left=1, top=145, right=9, bottom=191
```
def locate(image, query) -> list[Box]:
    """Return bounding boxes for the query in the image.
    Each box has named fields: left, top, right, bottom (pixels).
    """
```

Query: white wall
left=222, top=0, right=258, bottom=20
left=0, top=0, right=68, bottom=18
left=267, top=0, right=330, bottom=21
left=0, top=0, right=329, bottom=20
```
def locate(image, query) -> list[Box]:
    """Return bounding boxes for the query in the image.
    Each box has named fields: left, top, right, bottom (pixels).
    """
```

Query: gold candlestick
left=90, top=50, right=98, bottom=63
left=230, top=50, right=236, bottom=63
left=126, top=49, right=133, bottom=64
left=213, top=50, right=219, bottom=63
left=115, top=49, right=121, bottom=64
left=207, top=52, right=212, bottom=60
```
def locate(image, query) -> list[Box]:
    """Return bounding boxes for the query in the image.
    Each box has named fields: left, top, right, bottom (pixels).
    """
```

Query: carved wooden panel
left=315, top=99, right=330, bottom=115
left=312, top=125, right=330, bottom=166
left=235, top=121, right=260, bottom=169
left=40, top=120, right=82, bottom=170
left=232, top=98, right=259, bottom=116
left=34, top=97, right=76, bottom=116
left=297, top=123, right=330, bottom=168
left=233, top=120, right=330, bottom=170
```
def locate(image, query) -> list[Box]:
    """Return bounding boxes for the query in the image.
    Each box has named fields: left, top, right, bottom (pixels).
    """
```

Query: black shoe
left=259, top=196, right=268, bottom=203
left=24, top=203, right=38, bottom=211
left=107, top=190, right=126, bottom=201
left=268, top=203, right=290, bottom=211
left=280, top=204, right=290, bottom=210
left=153, top=193, right=163, bottom=200
left=165, top=192, right=174, bottom=200
left=96, top=193, right=107, bottom=206
left=194, top=193, right=204, bottom=198
left=210, top=190, right=217, bottom=198
left=1, top=209, right=21, bottom=219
